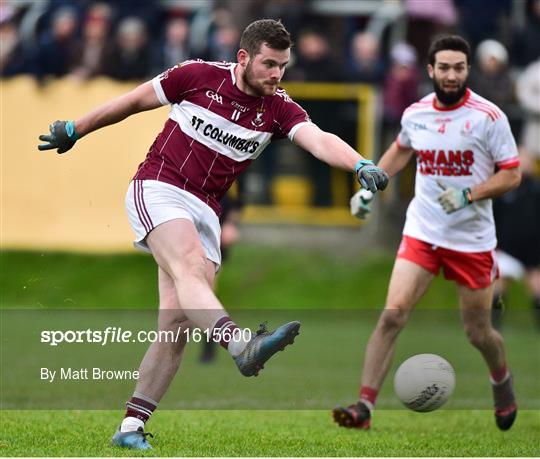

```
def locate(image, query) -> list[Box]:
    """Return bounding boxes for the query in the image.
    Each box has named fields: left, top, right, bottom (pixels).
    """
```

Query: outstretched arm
left=293, top=124, right=388, bottom=192
left=293, top=124, right=361, bottom=171
left=38, top=80, right=162, bottom=153
left=74, top=81, right=162, bottom=137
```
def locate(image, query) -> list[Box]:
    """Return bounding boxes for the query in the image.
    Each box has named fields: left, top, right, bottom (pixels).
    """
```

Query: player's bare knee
left=167, top=256, right=208, bottom=285
left=174, top=317, right=192, bottom=348
left=159, top=290, right=179, bottom=311
left=467, top=333, right=490, bottom=350
left=157, top=313, right=191, bottom=351
left=464, top=323, right=491, bottom=349
left=379, top=308, right=410, bottom=333
left=159, top=309, right=189, bottom=331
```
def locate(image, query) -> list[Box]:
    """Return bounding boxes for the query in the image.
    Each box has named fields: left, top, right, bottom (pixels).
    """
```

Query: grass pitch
left=2, top=246, right=531, bottom=310
left=2, top=410, right=539, bottom=456
left=1, top=247, right=539, bottom=456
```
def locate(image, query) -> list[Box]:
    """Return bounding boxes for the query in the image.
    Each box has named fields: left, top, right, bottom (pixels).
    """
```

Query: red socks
left=213, top=316, right=240, bottom=349
left=491, top=364, right=509, bottom=384
left=359, top=386, right=378, bottom=410
left=125, top=396, right=157, bottom=423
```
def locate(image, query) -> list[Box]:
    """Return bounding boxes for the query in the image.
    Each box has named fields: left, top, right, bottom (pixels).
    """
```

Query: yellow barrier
left=1, top=78, right=374, bottom=250
left=248, top=82, right=376, bottom=225
left=2, top=77, right=168, bottom=251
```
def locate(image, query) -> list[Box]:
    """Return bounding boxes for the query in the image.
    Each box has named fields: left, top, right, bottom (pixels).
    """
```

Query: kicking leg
left=147, top=218, right=300, bottom=376
left=458, top=283, right=517, bottom=431
left=334, top=258, right=434, bottom=429
left=146, top=219, right=225, bottom=331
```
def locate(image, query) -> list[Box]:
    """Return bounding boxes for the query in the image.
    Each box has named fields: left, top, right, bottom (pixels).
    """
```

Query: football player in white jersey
left=37, top=19, right=389, bottom=449
left=334, top=35, right=521, bottom=432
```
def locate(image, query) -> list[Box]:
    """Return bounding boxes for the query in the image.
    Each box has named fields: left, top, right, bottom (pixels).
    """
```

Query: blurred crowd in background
left=2, top=0, right=538, bottom=307
left=1, top=0, right=539, bottom=164
left=1, top=0, right=539, bottom=159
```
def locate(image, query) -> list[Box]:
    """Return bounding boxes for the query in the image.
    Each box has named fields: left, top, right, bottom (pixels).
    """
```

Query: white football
left=393, top=353, right=455, bottom=412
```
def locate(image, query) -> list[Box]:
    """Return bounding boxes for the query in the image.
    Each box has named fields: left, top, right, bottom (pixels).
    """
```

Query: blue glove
left=355, top=159, right=389, bottom=193
left=350, top=188, right=373, bottom=219
left=437, top=180, right=473, bottom=214
left=38, top=120, right=79, bottom=154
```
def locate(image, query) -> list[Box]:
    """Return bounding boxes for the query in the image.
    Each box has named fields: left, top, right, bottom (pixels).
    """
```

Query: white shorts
left=125, top=180, right=222, bottom=268
left=496, top=249, right=525, bottom=280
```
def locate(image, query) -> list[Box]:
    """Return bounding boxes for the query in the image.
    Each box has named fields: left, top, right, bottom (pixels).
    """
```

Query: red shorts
left=397, top=235, right=499, bottom=289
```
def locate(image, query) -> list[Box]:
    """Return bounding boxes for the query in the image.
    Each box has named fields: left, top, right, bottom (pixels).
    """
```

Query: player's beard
left=433, top=76, right=468, bottom=106
left=243, top=62, right=277, bottom=97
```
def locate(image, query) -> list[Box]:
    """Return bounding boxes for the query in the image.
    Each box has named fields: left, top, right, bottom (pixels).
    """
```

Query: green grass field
left=3, top=246, right=532, bottom=310
left=2, top=410, right=539, bottom=456
left=1, top=247, right=539, bottom=456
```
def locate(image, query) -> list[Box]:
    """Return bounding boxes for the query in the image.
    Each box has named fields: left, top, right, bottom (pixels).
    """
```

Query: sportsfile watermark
left=40, top=326, right=252, bottom=347
left=2, top=308, right=538, bottom=410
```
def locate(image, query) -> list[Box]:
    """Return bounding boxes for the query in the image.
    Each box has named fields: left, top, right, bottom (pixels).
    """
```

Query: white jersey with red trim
left=396, top=88, right=519, bottom=252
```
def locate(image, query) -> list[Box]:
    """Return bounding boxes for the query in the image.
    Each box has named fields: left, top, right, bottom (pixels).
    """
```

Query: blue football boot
left=111, top=426, right=153, bottom=450
left=234, top=321, right=301, bottom=376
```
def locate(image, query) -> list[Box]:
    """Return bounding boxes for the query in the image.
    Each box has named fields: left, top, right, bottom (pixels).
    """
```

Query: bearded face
left=432, top=72, right=468, bottom=106
left=429, top=50, right=470, bottom=106
left=238, top=44, right=289, bottom=97
left=242, top=60, right=273, bottom=97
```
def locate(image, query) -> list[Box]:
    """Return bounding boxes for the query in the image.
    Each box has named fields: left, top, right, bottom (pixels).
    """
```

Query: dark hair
left=240, top=19, right=292, bottom=57
left=428, top=35, right=471, bottom=66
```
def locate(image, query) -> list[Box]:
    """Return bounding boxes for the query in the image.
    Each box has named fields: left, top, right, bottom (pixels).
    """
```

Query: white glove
left=350, top=188, right=374, bottom=219
left=436, top=180, right=472, bottom=214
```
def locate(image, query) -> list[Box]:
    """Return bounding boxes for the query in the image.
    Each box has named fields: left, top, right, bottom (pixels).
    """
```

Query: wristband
left=463, top=187, right=473, bottom=205
left=65, top=121, right=80, bottom=140
left=354, top=159, right=374, bottom=173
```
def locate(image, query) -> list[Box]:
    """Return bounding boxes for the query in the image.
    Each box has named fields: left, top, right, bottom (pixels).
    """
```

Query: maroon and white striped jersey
left=133, top=59, right=312, bottom=215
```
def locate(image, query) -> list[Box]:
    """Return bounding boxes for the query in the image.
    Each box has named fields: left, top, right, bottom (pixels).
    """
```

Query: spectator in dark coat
left=345, top=32, right=385, bottom=84
left=151, top=17, right=192, bottom=75
left=104, top=16, right=151, bottom=81
left=35, top=7, right=79, bottom=80
left=285, top=29, right=344, bottom=82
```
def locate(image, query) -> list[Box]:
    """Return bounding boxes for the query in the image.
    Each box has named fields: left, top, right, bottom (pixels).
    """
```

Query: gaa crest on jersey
left=460, top=119, right=474, bottom=136
left=251, top=108, right=265, bottom=127
left=206, top=90, right=223, bottom=104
